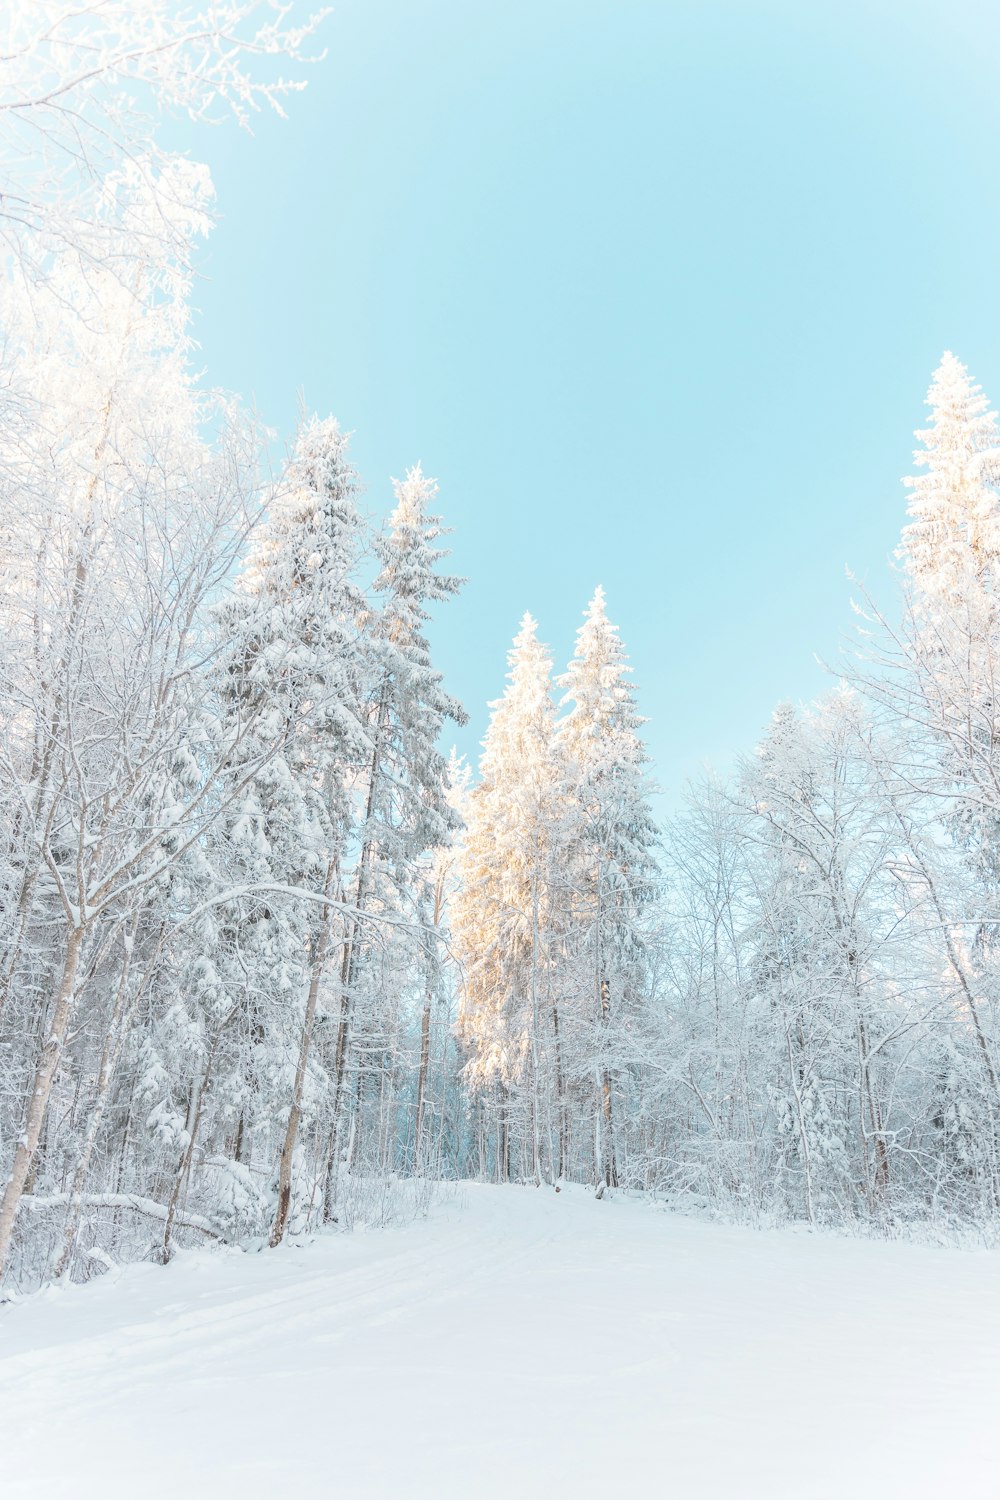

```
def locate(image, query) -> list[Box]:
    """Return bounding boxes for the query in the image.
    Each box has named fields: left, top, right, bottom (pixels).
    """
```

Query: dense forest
left=4, top=4, right=1000, bottom=1293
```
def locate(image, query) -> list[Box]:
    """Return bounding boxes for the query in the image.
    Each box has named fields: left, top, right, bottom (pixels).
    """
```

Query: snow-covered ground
left=2, top=1185, right=999, bottom=1499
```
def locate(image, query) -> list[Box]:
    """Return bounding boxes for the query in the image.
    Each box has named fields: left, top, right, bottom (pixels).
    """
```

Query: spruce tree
left=211, top=415, right=371, bottom=1245
left=323, top=465, right=465, bottom=1211
left=556, top=588, right=658, bottom=1188
left=900, top=352, right=1000, bottom=597
left=454, top=614, right=566, bottom=1183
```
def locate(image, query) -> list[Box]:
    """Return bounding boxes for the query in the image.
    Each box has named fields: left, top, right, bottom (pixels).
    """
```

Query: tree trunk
left=0, top=925, right=84, bottom=1281
left=597, top=976, right=618, bottom=1189
left=271, top=866, right=335, bottom=1247
left=323, top=691, right=389, bottom=1213
left=552, top=1004, right=567, bottom=1180
left=415, top=1000, right=432, bottom=1173
left=528, top=869, right=543, bottom=1186
left=414, top=869, right=445, bottom=1174
left=857, top=1016, right=890, bottom=1205
left=787, top=1026, right=816, bottom=1225
left=161, top=1058, right=213, bottom=1265
left=499, top=1085, right=511, bottom=1183
left=52, top=928, right=142, bottom=1279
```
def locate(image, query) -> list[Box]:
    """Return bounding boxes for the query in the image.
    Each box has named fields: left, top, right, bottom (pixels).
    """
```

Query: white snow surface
left=2, top=1183, right=999, bottom=1498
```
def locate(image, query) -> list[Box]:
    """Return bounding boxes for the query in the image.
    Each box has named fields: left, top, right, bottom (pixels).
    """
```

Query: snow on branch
left=19, top=1192, right=226, bottom=1240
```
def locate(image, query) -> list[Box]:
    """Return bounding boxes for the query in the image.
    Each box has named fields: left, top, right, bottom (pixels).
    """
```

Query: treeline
left=630, top=353, right=1000, bottom=1228
left=7, top=320, right=1000, bottom=1290
left=0, top=207, right=475, bottom=1284
left=0, top=200, right=654, bottom=1282
left=5, top=245, right=1000, bottom=1292
left=4, top=6, right=1000, bottom=1292
left=453, top=352, right=1000, bottom=1236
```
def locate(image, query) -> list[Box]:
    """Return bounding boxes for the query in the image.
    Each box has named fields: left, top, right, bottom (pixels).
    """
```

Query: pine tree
left=900, top=352, right=1000, bottom=597
left=454, top=614, right=567, bottom=1183
left=556, top=588, right=659, bottom=1188
left=323, top=465, right=466, bottom=1214
left=885, top=358, right=1000, bottom=1167
left=211, top=415, right=371, bottom=1247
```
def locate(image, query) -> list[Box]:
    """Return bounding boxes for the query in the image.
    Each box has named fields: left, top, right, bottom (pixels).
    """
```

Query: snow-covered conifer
left=211, top=416, right=371, bottom=1245
left=454, top=615, right=568, bottom=1182
left=556, top=588, right=659, bottom=1186
left=900, top=352, right=1000, bottom=597
left=323, top=465, right=466, bottom=1213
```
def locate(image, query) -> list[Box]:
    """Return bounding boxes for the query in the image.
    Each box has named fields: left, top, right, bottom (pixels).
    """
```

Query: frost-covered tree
left=0, top=0, right=326, bottom=279
left=0, top=277, right=269, bottom=1279
left=0, top=0, right=503, bottom=1291
left=454, top=614, right=569, bottom=1183
left=899, top=352, right=1000, bottom=596
left=210, top=416, right=370, bottom=1247
left=853, top=355, right=1000, bottom=1178
left=322, top=465, right=466, bottom=1211
left=14, top=318, right=1000, bottom=1289
left=413, top=750, right=472, bottom=1175
left=892, top=354, right=1000, bottom=856
left=556, top=588, right=658, bottom=1188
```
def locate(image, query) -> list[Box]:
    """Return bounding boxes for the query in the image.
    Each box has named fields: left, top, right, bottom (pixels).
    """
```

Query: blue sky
left=171, top=0, right=1000, bottom=804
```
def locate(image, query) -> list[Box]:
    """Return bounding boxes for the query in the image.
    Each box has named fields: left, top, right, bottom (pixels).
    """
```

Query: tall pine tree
left=556, top=588, right=658, bottom=1188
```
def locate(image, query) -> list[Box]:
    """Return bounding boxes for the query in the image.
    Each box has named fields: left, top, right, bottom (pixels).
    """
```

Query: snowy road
left=2, top=1185, right=999, bottom=1498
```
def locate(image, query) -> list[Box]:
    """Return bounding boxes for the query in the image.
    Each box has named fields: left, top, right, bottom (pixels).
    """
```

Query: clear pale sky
left=170, top=0, right=1000, bottom=804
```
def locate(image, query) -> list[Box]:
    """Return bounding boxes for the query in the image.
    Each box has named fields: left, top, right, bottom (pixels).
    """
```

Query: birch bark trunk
left=0, top=925, right=84, bottom=1279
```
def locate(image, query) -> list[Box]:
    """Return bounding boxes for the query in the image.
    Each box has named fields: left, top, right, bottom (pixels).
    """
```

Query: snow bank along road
left=2, top=1184, right=999, bottom=1498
